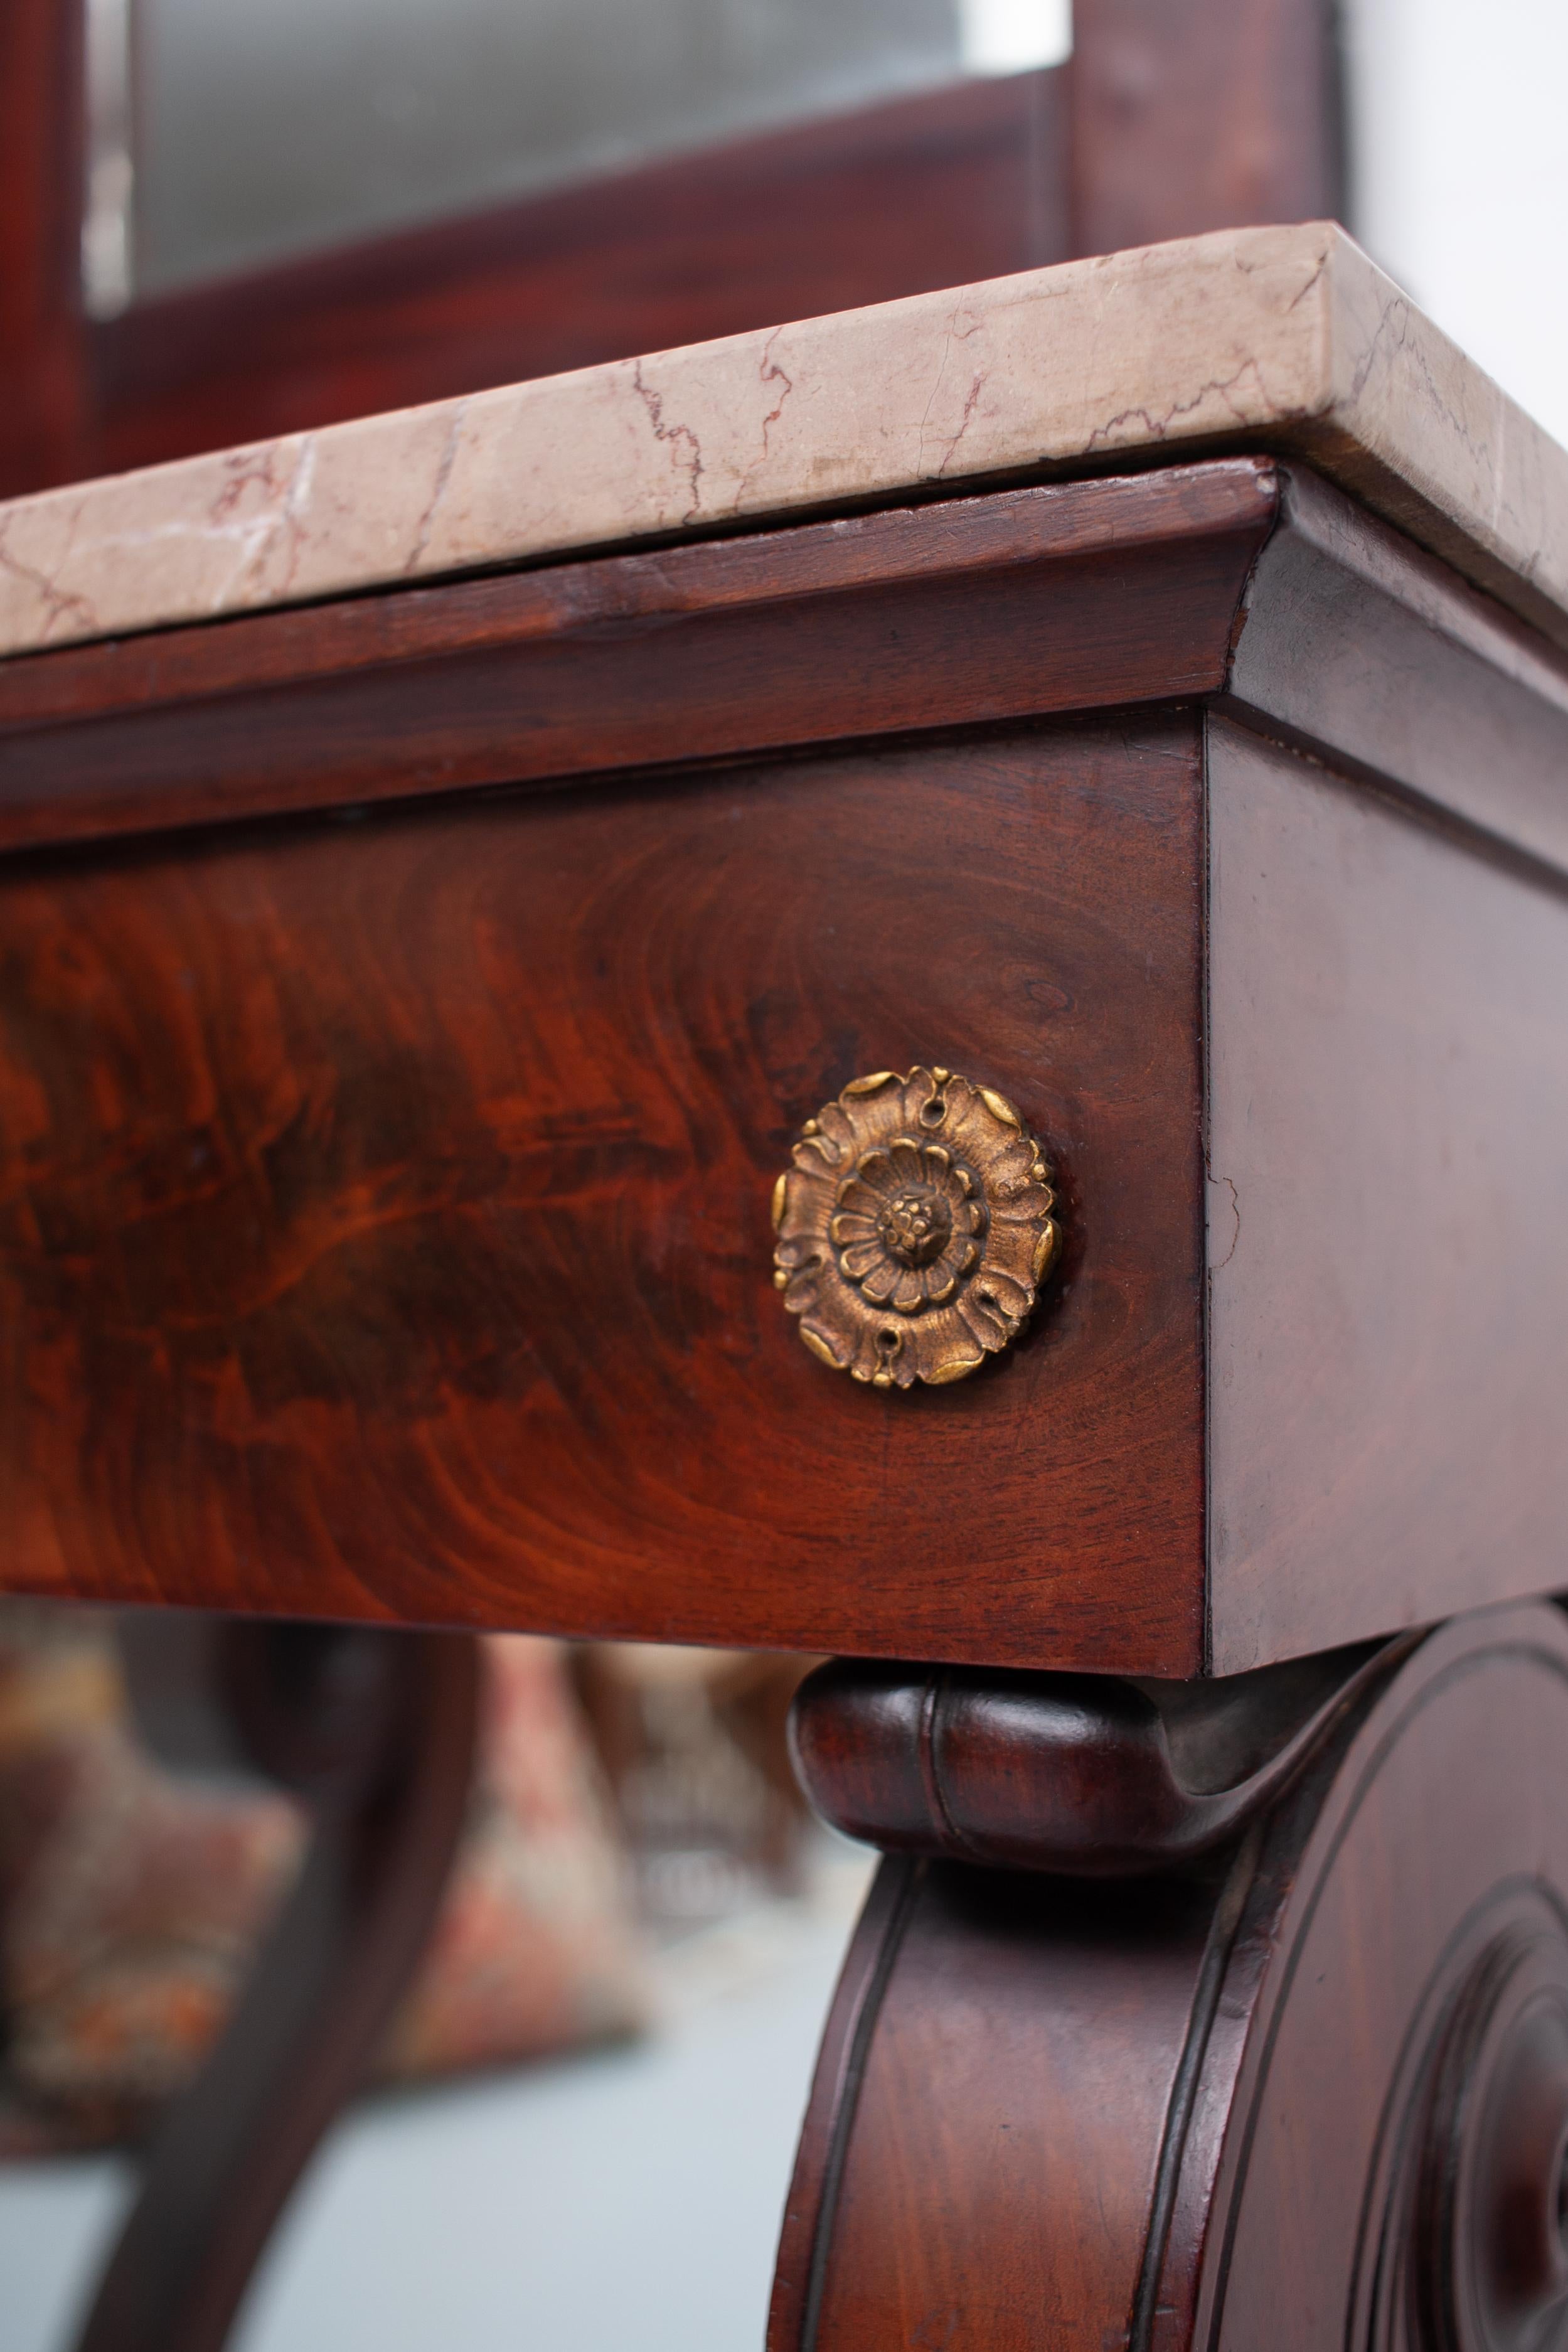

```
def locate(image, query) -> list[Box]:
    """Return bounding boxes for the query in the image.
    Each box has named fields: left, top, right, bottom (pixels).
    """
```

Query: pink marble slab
left=4, top=220, right=1567, bottom=659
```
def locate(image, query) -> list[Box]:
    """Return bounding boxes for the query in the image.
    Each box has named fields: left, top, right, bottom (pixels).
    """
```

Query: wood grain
left=0, top=717, right=1208, bottom=1672
left=0, top=0, right=85, bottom=496
left=1205, top=717, right=1568, bottom=1670
left=0, top=459, right=1277, bottom=856
left=3, top=460, right=1566, bottom=1672
left=1225, top=466, right=1568, bottom=882
left=774, top=1606, right=1568, bottom=2352
left=792, top=1854, right=1227, bottom=2351
left=1069, top=0, right=1343, bottom=257
left=787, top=1644, right=1395, bottom=1873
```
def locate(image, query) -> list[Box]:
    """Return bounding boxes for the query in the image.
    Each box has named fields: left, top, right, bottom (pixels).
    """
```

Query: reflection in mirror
left=82, top=0, right=1071, bottom=308
left=82, top=0, right=134, bottom=314
left=0, top=1601, right=874, bottom=2352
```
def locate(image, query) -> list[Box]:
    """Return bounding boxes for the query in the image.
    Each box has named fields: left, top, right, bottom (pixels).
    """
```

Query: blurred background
left=0, top=1608, right=868, bottom=2351
left=1, top=1, right=1566, bottom=2345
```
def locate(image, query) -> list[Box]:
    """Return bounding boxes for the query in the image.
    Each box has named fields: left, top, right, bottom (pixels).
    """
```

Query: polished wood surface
left=774, top=1852, right=1228, bottom=2352
left=773, top=1605, right=1568, bottom=2352
left=0, top=36, right=1556, bottom=2328
left=75, top=1622, right=479, bottom=2352
left=1224, top=465, right=1568, bottom=877
left=1207, top=719, right=1568, bottom=1669
left=2, top=461, right=1567, bottom=1672
left=1203, top=1606, right=1568, bottom=2351
left=0, top=26, right=1545, bottom=2346
left=1070, top=0, right=1342, bottom=257
left=788, top=1643, right=1392, bottom=1873
left=0, top=0, right=84, bottom=494
left=769, top=1856, right=925, bottom=2352
left=0, top=717, right=1207, bottom=1670
left=8, top=459, right=1566, bottom=887
left=0, top=459, right=1278, bottom=854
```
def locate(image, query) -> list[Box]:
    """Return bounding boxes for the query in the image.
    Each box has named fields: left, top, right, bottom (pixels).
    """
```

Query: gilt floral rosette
left=771, top=1067, right=1060, bottom=1388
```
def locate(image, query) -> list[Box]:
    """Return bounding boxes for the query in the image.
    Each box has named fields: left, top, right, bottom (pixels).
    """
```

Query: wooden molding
left=787, top=1642, right=1399, bottom=1874
left=0, top=459, right=1277, bottom=853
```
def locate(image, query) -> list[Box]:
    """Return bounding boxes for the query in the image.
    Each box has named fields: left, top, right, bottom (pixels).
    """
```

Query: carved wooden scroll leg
left=73, top=1620, right=481, bottom=2352
left=771, top=1606, right=1568, bottom=2352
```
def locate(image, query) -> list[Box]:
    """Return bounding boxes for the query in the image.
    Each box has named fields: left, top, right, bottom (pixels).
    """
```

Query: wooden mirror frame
left=0, top=0, right=1341, bottom=498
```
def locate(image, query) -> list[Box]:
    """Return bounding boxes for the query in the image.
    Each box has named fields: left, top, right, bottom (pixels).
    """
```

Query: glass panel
left=82, top=0, right=135, bottom=315
left=1344, top=0, right=1568, bottom=450
left=95, top=0, right=1070, bottom=302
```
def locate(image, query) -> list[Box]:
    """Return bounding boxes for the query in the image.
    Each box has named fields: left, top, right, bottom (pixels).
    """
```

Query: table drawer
left=0, top=715, right=1206, bottom=1671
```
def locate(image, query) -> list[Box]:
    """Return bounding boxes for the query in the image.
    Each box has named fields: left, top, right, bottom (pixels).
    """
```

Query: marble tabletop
left=3, top=220, right=1567, bottom=660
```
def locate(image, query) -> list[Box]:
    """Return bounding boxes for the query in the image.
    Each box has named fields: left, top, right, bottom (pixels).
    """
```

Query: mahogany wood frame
left=0, top=459, right=1276, bottom=849
left=0, top=0, right=1344, bottom=497
left=0, top=0, right=87, bottom=492
left=1, top=457, right=1565, bottom=1678
left=72, top=1605, right=1568, bottom=2352
left=771, top=1607, right=1568, bottom=2352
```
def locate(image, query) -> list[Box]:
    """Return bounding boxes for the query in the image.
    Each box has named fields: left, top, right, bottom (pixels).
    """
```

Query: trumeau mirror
left=1340, top=0, right=1568, bottom=452
left=88, top=0, right=1071, bottom=304
left=5, top=0, right=1346, bottom=499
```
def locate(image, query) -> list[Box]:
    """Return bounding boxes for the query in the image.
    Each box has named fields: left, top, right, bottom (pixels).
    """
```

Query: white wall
left=1344, top=0, right=1568, bottom=449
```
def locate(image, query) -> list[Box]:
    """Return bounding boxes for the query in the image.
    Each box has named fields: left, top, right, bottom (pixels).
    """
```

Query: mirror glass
left=85, top=0, right=1072, bottom=306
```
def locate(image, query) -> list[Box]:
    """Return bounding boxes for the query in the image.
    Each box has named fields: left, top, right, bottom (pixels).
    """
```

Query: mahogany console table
left=3, top=220, right=1568, bottom=2351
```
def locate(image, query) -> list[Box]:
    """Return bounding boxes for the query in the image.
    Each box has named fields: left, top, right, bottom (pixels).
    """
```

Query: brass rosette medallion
left=771, top=1067, right=1060, bottom=1387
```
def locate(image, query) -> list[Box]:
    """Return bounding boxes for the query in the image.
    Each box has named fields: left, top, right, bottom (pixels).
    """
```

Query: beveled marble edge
left=4, top=219, right=1568, bottom=661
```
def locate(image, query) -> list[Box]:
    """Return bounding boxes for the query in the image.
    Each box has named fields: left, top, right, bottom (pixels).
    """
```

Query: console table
left=3, top=219, right=1568, bottom=2352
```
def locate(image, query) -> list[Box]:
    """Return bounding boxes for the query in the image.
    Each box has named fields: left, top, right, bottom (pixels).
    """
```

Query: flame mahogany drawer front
left=0, top=716, right=1207, bottom=1672
left=4, top=453, right=1568, bottom=1679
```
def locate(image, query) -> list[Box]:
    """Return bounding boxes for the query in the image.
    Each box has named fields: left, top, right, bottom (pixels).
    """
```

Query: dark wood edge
left=13, top=446, right=1565, bottom=884
left=0, top=459, right=1277, bottom=855
left=1188, top=1604, right=1568, bottom=2343
left=786, top=1642, right=1405, bottom=1876
left=0, top=0, right=85, bottom=496
left=1222, top=464, right=1568, bottom=885
left=1069, top=0, right=1343, bottom=259
left=73, top=1623, right=481, bottom=2352
left=0, top=458, right=1279, bottom=730
left=1127, top=1824, right=1262, bottom=2352
left=766, top=1855, right=924, bottom=2352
